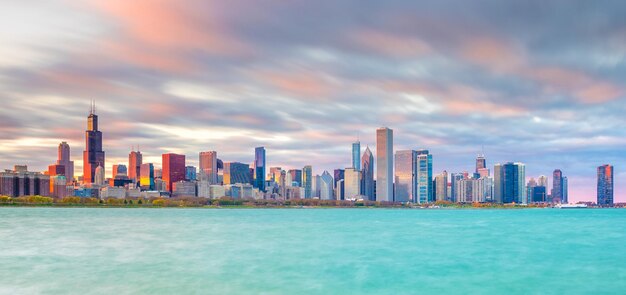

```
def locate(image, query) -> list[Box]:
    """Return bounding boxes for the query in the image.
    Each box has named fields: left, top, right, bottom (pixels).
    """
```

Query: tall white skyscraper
left=320, top=171, right=334, bottom=200
left=376, top=127, right=393, bottom=202
left=344, top=168, right=361, bottom=199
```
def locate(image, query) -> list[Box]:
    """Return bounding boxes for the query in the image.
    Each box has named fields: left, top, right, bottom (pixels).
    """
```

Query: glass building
left=494, top=162, right=526, bottom=204
left=303, top=165, right=313, bottom=198
left=415, top=150, right=433, bottom=204
left=597, top=164, right=614, bottom=206
left=162, top=153, right=186, bottom=192
left=224, top=162, right=251, bottom=185
left=394, top=150, right=415, bottom=203
left=140, top=163, right=155, bottom=190
left=352, top=141, right=361, bottom=170
left=361, top=146, right=375, bottom=201
left=254, top=147, right=266, bottom=192
left=376, top=127, right=393, bottom=202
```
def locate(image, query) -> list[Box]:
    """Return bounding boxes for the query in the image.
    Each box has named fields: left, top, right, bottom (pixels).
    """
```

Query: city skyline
left=1, top=1, right=626, bottom=202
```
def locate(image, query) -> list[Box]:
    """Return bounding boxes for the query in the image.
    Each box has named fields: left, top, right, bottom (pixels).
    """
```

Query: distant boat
left=555, top=203, right=588, bottom=209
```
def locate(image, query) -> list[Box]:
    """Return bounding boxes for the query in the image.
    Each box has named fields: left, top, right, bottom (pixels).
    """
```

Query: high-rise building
left=476, top=154, right=486, bottom=173
left=57, top=141, right=74, bottom=182
left=288, top=169, right=303, bottom=186
left=162, top=153, right=185, bottom=192
left=223, top=162, right=251, bottom=185
left=376, top=127, right=393, bottom=202
left=199, top=151, right=218, bottom=184
left=494, top=162, right=526, bottom=204
left=344, top=168, right=361, bottom=199
left=435, top=171, right=448, bottom=202
left=185, top=166, right=197, bottom=181
left=94, top=165, right=105, bottom=186
left=333, top=169, right=344, bottom=200
left=352, top=140, right=361, bottom=170
left=361, top=146, right=375, bottom=201
left=303, top=165, right=313, bottom=198
left=394, top=150, right=415, bottom=203
left=562, top=177, right=568, bottom=204
left=128, top=150, right=142, bottom=183
left=112, top=164, right=128, bottom=178
left=415, top=150, right=433, bottom=203
left=139, top=163, right=155, bottom=190
left=83, top=101, right=105, bottom=184
left=254, top=147, right=266, bottom=192
left=552, top=169, right=564, bottom=203
left=597, top=164, right=614, bottom=207
left=320, top=171, right=334, bottom=200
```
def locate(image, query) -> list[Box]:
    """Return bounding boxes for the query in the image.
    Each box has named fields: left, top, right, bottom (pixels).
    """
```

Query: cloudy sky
left=1, top=0, right=625, bottom=202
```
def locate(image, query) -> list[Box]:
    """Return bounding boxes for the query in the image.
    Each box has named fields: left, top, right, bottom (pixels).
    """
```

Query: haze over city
left=1, top=0, right=626, bottom=202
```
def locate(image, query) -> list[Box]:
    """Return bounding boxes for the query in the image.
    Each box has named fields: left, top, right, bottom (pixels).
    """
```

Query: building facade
left=597, top=164, right=614, bottom=206
left=376, top=127, right=393, bottom=202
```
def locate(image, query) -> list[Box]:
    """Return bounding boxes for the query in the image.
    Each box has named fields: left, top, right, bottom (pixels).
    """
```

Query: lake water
left=0, top=207, right=624, bottom=294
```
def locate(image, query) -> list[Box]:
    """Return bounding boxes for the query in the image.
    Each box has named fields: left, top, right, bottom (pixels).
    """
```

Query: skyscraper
left=435, top=171, right=448, bottom=202
left=320, top=171, right=334, bottom=200
left=57, top=141, right=74, bottom=182
left=224, top=162, right=251, bottom=185
left=199, top=151, right=218, bottom=184
left=162, top=153, right=185, bottom=192
left=562, top=177, right=568, bottom=203
left=552, top=169, right=564, bottom=203
left=415, top=150, right=433, bottom=203
left=288, top=169, right=303, bottom=186
left=494, top=162, right=526, bottom=204
left=128, top=150, right=142, bottom=183
left=352, top=140, right=361, bottom=170
left=476, top=154, right=486, bottom=173
left=83, top=101, right=105, bottom=184
left=94, top=165, right=105, bottom=186
left=361, top=146, right=375, bottom=201
left=344, top=168, right=361, bottom=199
left=303, top=165, right=313, bottom=198
left=185, top=166, right=197, bottom=181
left=394, top=150, right=415, bottom=203
left=254, top=147, right=266, bottom=192
left=376, top=127, right=393, bottom=202
left=333, top=169, right=344, bottom=200
left=140, top=163, right=155, bottom=190
left=597, top=164, right=614, bottom=207
left=111, top=164, right=127, bottom=178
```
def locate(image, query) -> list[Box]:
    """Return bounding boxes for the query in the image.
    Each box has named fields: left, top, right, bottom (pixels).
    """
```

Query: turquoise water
left=0, top=208, right=625, bottom=294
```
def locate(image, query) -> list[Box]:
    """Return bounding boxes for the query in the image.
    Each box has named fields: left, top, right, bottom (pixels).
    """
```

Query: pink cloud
left=349, top=29, right=432, bottom=57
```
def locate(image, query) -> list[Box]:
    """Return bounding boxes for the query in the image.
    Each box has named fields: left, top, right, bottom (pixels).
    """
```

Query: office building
left=83, top=101, right=105, bottom=184
left=597, top=164, right=614, bottom=206
left=128, top=150, right=142, bottom=183
left=352, top=140, right=361, bottom=170
left=303, top=165, right=313, bottom=198
left=320, top=171, right=334, bottom=200
left=224, top=162, right=251, bottom=185
left=435, top=171, right=448, bottom=202
left=394, top=150, right=415, bottom=203
left=344, top=168, right=361, bottom=199
left=199, top=151, right=218, bottom=184
left=162, top=153, right=186, bottom=192
left=415, top=150, right=433, bottom=203
left=254, top=147, right=266, bottom=192
left=361, top=146, right=375, bottom=201
left=494, top=162, right=526, bottom=204
left=57, top=141, right=74, bottom=182
left=552, top=169, right=564, bottom=203
left=185, top=166, right=197, bottom=181
left=139, top=163, right=155, bottom=190
left=376, top=127, right=393, bottom=202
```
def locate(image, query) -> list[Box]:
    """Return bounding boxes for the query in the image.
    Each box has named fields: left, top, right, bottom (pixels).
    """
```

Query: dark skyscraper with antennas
left=83, top=101, right=105, bottom=184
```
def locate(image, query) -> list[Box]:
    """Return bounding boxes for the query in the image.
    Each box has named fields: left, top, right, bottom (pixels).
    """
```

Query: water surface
left=1, top=208, right=624, bottom=294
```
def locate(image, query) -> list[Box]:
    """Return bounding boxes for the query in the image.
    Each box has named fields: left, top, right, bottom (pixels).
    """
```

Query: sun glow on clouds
left=1, top=0, right=626, bottom=202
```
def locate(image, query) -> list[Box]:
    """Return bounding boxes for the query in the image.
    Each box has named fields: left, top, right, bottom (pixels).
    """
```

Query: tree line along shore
left=2, top=195, right=616, bottom=208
